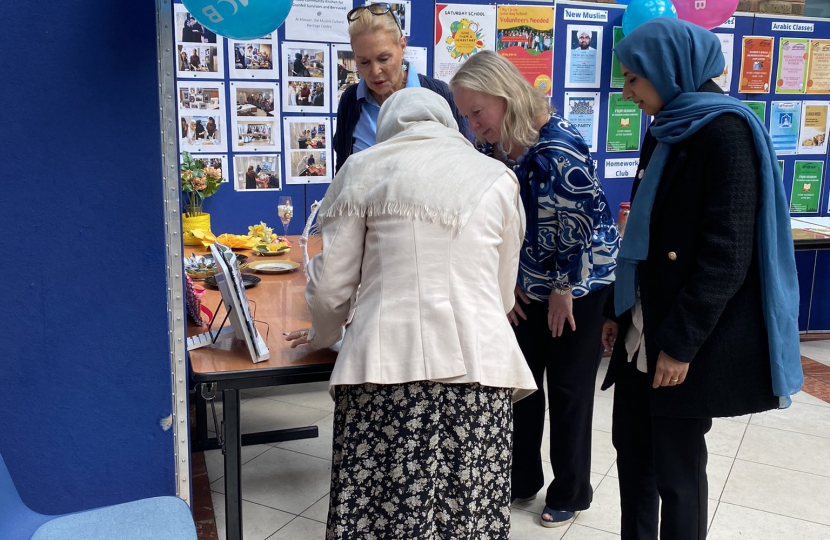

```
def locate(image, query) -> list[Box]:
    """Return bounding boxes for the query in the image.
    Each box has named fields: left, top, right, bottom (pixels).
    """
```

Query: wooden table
left=187, top=237, right=335, bottom=540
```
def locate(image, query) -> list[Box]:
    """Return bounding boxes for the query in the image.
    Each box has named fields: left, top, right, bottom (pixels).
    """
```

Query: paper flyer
left=745, top=101, right=767, bottom=124
left=497, top=5, right=554, bottom=95
left=606, top=93, right=642, bottom=152
left=739, top=36, right=774, bottom=94
left=283, top=116, right=332, bottom=184
left=563, top=92, right=600, bottom=153
left=610, top=27, right=625, bottom=88
left=404, top=46, right=428, bottom=78
left=713, top=33, right=734, bottom=93
left=284, top=0, right=350, bottom=43
left=564, top=25, right=603, bottom=88
left=798, top=101, right=830, bottom=155
left=770, top=101, right=802, bottom=155
left=807, top=40, right=830, bottom=95
left=790, top=161, right=823, bottom=213
left=434, top=4, right=496, bottom=83
left=776, top=37, right=809, bottom=94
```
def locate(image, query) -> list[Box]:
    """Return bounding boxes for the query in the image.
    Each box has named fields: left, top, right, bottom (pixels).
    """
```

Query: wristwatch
left=552, top=283, right=572, bottom=295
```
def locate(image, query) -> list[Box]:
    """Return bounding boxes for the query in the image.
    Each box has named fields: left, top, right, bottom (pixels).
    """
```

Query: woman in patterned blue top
left=452, top=50, right=619, bottom=529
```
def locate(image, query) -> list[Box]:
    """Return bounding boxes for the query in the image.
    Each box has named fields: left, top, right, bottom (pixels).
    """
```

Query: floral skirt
left=327, top=381, right=514, bottom=540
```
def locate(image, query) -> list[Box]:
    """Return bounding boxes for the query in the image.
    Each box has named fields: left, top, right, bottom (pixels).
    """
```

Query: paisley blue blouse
left=513, top=115, right=619, bottom=301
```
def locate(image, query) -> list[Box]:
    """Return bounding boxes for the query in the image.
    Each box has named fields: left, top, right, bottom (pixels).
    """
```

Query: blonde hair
left=450, top=50, right=552, bottom=155
left=348, top=7, right=403, bottom=42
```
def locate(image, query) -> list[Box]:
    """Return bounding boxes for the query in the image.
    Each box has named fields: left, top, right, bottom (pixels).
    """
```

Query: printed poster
left=776, top=37, right=809, bottom=94
left=282, top=116, right=332, bottom=184
left=230, top=81, right=280, bottom=153
left=790, top=161, right=824, bottom=213
left=565, top=25, right=603, bottom=88
left=497, top=5, right=554, bottom=95
left=798, top=101, right=830, bottom=155
left=177, top=82, right=227, bottom=153
left=739, top=36, right=774, bottom=94
left=606, top=93, right=642, bottom=152
left=713, top=33, right=734, bottom=93
left=610, top=27, right=625, bottom=88
left=284, top=0, right=350, bottom=43
left=564, top=92, right=600, bottom=153
left=434, top=4, right=496, bottom=83
left=174, top=4, right=225, bottom=80
left=807, top=40, right=830, bottom=95
left=770, top=101, right=802, bottom=155
left=745, top=101, right=767, bottom=124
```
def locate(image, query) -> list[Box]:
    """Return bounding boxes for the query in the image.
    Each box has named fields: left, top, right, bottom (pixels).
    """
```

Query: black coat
left=602, top=83, right=779, bottom=418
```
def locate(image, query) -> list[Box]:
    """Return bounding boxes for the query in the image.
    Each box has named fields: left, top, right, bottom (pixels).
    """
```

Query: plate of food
left=248, top=260, right=300, bottom=274
left=184, top=253, right=249, bottom=279
left=252, top=244, right=291, bottom=256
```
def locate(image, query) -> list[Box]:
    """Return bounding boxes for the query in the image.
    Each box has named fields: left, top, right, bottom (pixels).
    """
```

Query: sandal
left=540, top=506, right=575, bottom=528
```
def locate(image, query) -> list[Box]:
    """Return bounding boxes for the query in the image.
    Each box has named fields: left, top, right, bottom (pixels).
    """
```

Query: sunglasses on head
left=347, top=3, right=402, bottom=31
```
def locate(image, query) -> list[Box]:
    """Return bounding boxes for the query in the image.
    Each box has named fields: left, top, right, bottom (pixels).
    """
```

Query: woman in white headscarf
left=287, top=87, right=536, bottom=539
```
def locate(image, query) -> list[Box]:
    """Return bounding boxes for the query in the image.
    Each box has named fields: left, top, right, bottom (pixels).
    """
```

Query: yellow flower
left=248, top=223, right=265, bottom=238
left=267, top=244, right=278, bottom=252
left=270, top=233, right=277, bottom=240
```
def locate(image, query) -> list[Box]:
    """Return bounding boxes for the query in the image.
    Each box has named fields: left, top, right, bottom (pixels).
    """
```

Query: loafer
left=540, top=506, right=575, bottom=528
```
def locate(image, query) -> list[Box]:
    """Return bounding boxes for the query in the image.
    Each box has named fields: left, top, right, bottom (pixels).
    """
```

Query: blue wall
left=0, top=1, right=175, bottom=513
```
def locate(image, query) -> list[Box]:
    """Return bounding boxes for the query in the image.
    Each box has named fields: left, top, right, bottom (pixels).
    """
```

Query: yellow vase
left=182, top=213, right=212, bottom=246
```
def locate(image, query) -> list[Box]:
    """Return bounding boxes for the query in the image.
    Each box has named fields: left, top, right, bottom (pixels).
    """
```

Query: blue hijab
left=614, top=18, right=802, bottom=407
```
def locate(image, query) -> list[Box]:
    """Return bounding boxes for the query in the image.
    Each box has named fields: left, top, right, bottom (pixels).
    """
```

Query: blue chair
left=0, top=453, right=197, bottom=540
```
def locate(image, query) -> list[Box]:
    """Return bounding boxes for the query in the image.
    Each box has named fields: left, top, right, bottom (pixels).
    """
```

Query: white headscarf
left=319, top=87, right=514, bottom=231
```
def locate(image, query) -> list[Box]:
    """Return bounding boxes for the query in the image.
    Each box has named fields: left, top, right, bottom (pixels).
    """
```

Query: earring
left=401, top=62, right=408, bottom=72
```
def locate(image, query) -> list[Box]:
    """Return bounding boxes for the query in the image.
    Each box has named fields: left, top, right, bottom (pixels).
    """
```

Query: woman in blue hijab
left=599, top=18, right=802, bottom=540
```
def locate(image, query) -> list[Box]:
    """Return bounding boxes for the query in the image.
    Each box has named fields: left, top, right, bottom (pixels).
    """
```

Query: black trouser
left=511, top=286, right=610, bottom=511
left=612, top=360, right=712, bottom=540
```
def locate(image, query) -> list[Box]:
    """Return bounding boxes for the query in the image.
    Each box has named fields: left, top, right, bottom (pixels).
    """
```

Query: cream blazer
left=305, top=171, right=537, bottom=401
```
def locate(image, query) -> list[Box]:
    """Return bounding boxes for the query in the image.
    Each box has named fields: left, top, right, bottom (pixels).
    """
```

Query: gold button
left=668, top=251, right=677, bottom=261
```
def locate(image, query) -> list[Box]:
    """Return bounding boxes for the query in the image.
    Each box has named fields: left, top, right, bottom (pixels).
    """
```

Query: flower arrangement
left=181, top=152, right=224, bottom=217
left=248, top=221, right=291, bottom=254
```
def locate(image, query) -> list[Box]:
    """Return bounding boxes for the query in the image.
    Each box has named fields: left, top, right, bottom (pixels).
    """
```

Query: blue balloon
left=182, top=0, right=294, bottom=40
left=622, top=0, right=677, bottom=36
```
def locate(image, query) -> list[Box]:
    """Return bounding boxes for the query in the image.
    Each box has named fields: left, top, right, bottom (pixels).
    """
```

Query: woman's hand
left=601, top=319, right=619, bottom=352
left=548, top=291, right=576, bottom=338
left=653, top=351, right=689, bottom=388
left=508, top=286, right=530, bottom=326
left=284, top=328, right=311, bottom=348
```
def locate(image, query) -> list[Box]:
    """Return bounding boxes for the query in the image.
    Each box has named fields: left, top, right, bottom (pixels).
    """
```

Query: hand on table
left=653, top=351, right=689, bottom=388
left=285, top=328, right=311, bottom=348
left=547, top=290, right=575, bottom=338
left=601, top=319, right=619, bottom=353
left=508, top=286, right=530, bottom=326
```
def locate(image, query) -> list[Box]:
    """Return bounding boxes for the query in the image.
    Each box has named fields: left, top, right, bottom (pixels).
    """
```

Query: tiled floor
left=194, top=340, right=830, bottom=539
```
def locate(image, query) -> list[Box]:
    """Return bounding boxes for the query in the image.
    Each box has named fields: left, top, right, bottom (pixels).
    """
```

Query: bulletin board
left=169, top=1, right=830, bottom=330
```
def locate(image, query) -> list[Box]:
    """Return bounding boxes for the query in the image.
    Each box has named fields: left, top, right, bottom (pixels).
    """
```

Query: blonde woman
left=451, top=50, right=619, bottom=528
left=332, top=3, right=469, bottom=172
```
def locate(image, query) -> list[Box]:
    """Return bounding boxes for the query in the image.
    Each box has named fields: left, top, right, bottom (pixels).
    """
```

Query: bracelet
left=552, top=283, right=572, bottom=295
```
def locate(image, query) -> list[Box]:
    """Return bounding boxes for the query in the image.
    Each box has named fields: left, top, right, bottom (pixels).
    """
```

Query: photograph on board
left=366, top=1, right=411, bottom=37
left=282, top=42, right=330, bottom=113
left=176, top=44, right=222, bottom=78
left=178, top=83, right=223, bottom=111
left=235, top=119, right=278, bottom=151
left=231, top=82, right=278, bottom=118
left=287, top=121, right=327, bottom=151
left=331, top=44, right=362, bottom=110
left=230, top=38, right=279, bottom=79
left=284, top=116, right=332, bottom=184
left=233, top=154, right=282, bottom=192
left=175, top=4, right=217, bottom=43
left=179, top=114, right=226, bottom=153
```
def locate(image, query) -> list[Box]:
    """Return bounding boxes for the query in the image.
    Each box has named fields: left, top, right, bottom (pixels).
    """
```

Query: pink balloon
left=673, top=0, right=738, bottom=30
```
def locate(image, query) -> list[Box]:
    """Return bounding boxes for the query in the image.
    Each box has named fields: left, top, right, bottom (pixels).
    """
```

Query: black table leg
left=223, top=388, right=243, bottom=540
left=194, top=384, right=209, bottom=452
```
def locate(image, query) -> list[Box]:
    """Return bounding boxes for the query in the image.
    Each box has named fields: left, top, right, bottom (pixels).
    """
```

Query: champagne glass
left=278, top=196, right=293, bottom=238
